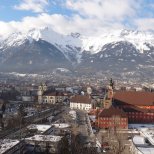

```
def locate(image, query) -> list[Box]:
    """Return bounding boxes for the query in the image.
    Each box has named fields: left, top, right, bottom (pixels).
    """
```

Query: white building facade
left=70, top=95, right=92, bottom=111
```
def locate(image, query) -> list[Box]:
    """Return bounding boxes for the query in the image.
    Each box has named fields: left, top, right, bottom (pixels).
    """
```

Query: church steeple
left=110, top=78, right=114, bottom=89
left=37, top=83, right=48, bottom=104
left=103, top=78, right=114, bottom=109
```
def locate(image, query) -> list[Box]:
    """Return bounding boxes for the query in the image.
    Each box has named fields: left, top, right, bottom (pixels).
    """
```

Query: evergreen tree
left=1, top=103, right=6, bottom=114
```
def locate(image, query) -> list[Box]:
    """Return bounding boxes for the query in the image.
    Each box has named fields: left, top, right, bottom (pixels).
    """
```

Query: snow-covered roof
left=26, top=135, right=62, bottom=142
left=133, top=136, right=147, bottom=145
left=140, top=128, right=154, bottom=145
left=27, top=124, right=51, bottom=133
left=52, top=123, right=70, bottom=129
left=0, top=139, right=19, bottom=154
left=132, top=129, right=154, bottom=154
left=69, top=110, right=77, bottom=120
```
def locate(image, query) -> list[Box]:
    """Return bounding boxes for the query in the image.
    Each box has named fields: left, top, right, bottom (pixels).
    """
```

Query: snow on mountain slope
left=26, top=27, right=82, bottom=47
left=0, top=27, right=154, bottom=63
left=0, top=27, right=83, bottom=63
left=81, top=29, right=154, bottom=54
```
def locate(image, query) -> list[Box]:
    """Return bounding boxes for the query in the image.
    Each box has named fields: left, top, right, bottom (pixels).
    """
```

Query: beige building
left=42, top=92, right=67, bottom=104
left=37, top=83, right=48, bottom=103
left=70, top=95, right=92, bottom=111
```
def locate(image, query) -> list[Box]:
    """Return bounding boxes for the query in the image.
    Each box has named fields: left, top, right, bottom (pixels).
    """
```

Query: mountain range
left=0, top=27, right=153, bottom=79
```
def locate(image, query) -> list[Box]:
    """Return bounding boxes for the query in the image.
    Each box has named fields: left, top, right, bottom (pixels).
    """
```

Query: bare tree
left=108, top=127, right=127, bottom=154
left=58, top=135, right=70, bottom=154
left=71, top=133, right=99, bottom=154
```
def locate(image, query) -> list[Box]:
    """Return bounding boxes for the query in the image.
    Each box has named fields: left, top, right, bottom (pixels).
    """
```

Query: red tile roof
left=113, top=91, right=154, bottom=106
left=98, top=106, right=127, bottom=118
left=70, top=95, right=91, bottom=104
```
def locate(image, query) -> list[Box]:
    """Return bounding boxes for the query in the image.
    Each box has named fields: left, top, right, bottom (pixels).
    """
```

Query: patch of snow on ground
left=0, top=139, right=19, bottom=154
left=52, top=123, right=70, bottom=128
left=100, top=54, right=103, bottom=58
left=69, top=110, right=77, bottom=120
left=56, top=68, right=70, bottom=72
left=29, top=60, right=32, bottom=64
left=138, top=147, right=154, bottom=154
left=9, top=72, right=27, bottom=77
left=118, top=58, right=124, bottom=61
left=27, top=124, right=51, bottom=133
left=91, top=60, right=93, bottom=63
left=131, top=59, right=136, bottom=62
left=104, top=54, right=108, bottom=58
left=26, top=135, right=62, bottom=142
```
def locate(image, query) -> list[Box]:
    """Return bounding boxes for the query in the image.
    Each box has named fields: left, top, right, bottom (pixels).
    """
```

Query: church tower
left=108, top=78, right=114, bottom=99
left=103, top=78, right=114, bottom=109
left=37, top=83, right=47, bottom=103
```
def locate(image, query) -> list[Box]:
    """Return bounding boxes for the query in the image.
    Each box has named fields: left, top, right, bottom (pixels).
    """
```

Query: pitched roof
left=98, top=106, right=127, bottom=118
left=43, top=92, right=64, bottom=96
left=113, top=91, right=154, bottom=106
left=70, top=95, right=91, bottom=104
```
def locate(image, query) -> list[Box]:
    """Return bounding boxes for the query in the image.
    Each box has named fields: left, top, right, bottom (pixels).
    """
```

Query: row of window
left=43, top=100, right=54, bottom=103
left=70, top=103, right=91, bottom=107
left=71, top=105, right=91, bottom=108
left=127, top=112, right=154, bottom=115
left=129, top=115, right=154, bottom=119
left=101, top=118, right=127, bottom=121
left=99, top=122, right=127, bottom=125
left=71, top=106, right=90, bottom=110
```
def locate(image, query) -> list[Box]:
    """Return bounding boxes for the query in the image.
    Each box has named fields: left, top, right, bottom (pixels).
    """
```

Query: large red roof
left=113, top=91, right=154, bottom=106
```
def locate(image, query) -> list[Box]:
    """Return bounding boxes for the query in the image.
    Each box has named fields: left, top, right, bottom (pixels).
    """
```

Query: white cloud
left=66, top=0, right=140, bottom=21
left=135, top=18, right=154, bottom=31
left=0, top=0, right=153, bottom=39
left=14, top=0, right=49, bottom=13
left=0, top=13, right=125, bottom=39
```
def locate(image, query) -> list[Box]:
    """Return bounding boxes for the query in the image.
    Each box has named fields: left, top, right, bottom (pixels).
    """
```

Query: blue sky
left=0, top=0, right=74, bottom=21
left=0, top=0, right=154, bottom=37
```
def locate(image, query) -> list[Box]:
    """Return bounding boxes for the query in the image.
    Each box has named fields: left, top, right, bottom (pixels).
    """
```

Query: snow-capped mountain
left=1, top=27, right=154, bottom=57
left=81, top=29, right=154, bottom=53
left=0, top=27, right=154, bottom=79
left=0, top=27, right=83, bottom=64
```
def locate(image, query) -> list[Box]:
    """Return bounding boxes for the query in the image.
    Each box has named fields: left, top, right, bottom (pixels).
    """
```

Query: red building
left=113, top=91, right=154, bottom=123
left=97, top=106, right=128, bottom=129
